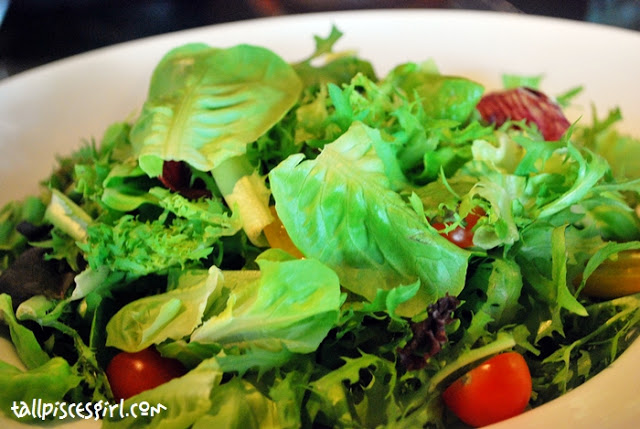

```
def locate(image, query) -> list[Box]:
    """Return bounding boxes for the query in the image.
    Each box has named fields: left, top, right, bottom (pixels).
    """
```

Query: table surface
left=1, top=0, right=639, bottom=80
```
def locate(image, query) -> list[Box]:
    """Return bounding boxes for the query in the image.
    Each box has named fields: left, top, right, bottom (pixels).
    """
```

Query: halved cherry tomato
left=580, top=250, right=640, bottom=298
left=106, top=347, right=186, bottom=400
left=442, top=352, right=532, bottom=428
left=432, top=209, right=485, bottom=249
left=263, top=205, right=304, bottom=258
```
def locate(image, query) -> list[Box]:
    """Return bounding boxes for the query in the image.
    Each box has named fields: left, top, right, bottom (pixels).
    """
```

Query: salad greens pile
left=2, top=26, right=640, bottom=428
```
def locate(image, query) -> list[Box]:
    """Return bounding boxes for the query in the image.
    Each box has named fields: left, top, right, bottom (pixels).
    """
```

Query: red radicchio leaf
left=159, top=160, right=211, bottom=200
left=397, top=294, right=460, bottom=371
left=476, top=87, right=570, bottom=141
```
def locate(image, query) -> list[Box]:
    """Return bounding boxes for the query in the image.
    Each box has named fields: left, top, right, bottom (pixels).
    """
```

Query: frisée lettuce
left=2, top=26, right=640, bottom=428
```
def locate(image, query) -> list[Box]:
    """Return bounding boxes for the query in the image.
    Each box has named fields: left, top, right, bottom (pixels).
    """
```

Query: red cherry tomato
left=432, top=222, right=475, bottom=248
left=442, top=352, right=532, bottom=428
left=464, top=209, right=484, bottom=229
left=106, top=347, right=186, bottom=400
left=432, top=209, right=485, bottom=249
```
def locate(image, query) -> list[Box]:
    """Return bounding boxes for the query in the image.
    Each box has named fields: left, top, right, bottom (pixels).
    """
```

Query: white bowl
left=1, top=9, right=639, bottom=428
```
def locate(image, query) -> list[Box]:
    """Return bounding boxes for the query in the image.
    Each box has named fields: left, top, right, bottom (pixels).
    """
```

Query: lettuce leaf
left=292, top=25, right=376, bottom=90
left=16, top=294, right=113, bottom=402
left=462, top=258, right=524, bottom=331
left=533, top=293, right=640, bottom=404
left=45, top=188, right=93, bottom=242
left=269, top=122, right=469, bottom=316
left=577, top=107, right=640, bottom=180
left=306, top=353, right=401, bottom=428
left=81, top=190, right=241, bottom=276
left=0, top=197, right=46, bottom=271
left=190, top=256, right=340, bottom=354
left=0, top=358, right=81, bottom=422
left=515, top=222, right=590, bottom=341
left=0, top=294, right=49, bottom=370
left=103, top=357, right=223, bottom=429
left=129, top=43, right=301, bottom=246
left=386, top=61, right=484, bottom=122
left=130, top=43, right=302, bottom=176
left=106, top=267, right=223, bottom=352
left=501, top=73, right=543, bottom=89
left=192, top=377, right=280, bottom=429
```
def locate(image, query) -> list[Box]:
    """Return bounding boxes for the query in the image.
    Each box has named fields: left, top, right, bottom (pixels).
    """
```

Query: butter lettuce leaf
left=0, top=358, right=82, bottom=422
left=190, top=257, right=341, bottom=354
left=130, top=43, right=302, bottom=177
left=269, top=122, right=469, bottom=316
left=106, top=266, right=223, bottom=352
left=103, top=357, right=223, bottom=429
left=386, top=61, right=484, bottom=122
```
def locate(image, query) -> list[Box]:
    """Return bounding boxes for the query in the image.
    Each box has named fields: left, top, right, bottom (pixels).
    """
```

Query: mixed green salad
left=2, top=27, right=640, bottom=428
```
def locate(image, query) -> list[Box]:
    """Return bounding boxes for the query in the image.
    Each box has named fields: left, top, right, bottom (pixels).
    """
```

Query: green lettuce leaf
left=130, top=43, right=302, bottom=176
left=0, top=197, right=46, bottom=271
left=464, top=178, right=521, bottom=249
left=306, top=353, right=401, bottom=428
left=16, top=295, right=112, bottom=402
left=269, top=122, right=469, bottom=316
left=462, top=258, right=524, bottom=332
left=533, top=144, right=609, bottom=219
left=190, top=257, right=341, bottom=354
left=106, top=266, right=223, bottom=352
left=210, top=155, right=273, bottom=246
left=514, top=222, right=589, bottom=342
left=100, top=159, right=159, bottom=212
left=103, top=357, right=223, bottom=429
left=0, top=358, right=82, bottom=422
left=292, top=25, right=376, bottom=90
left=470, top=131, right=524, bottom=174
left=0, top=294, right=50, bottom=370
left=81, top=189, right=241, bottom=276
left=192, top=377, right=280, bottom=429
left=386, top=62, right=484, bottom=122
left=70, top=266, right=129, bottom=302
left=158, top=339, right=296, bottom=377
left=576, top=106, right=640, bottom=180
left=45, top=188, right=93, bottom=242
left=74, top=122, right=136, bottom=208
left=533, top=293, right=640, bottom=404
left=501, top=73, right=543, bottom=89
left=577, top=191, right=640, bottom=242
left=267, top=366, right=310, bottom=429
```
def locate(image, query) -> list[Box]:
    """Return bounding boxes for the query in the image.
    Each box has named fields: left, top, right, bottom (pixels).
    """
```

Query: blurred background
left=1, top=0, right=639, bottom=79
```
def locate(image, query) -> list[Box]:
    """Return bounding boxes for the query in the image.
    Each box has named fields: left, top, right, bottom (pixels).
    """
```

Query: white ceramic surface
left=1, top=9, right=639, bottom=428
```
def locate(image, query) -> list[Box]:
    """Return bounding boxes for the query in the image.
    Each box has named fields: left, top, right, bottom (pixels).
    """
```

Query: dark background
left=1, top=0, right=639, bottom=79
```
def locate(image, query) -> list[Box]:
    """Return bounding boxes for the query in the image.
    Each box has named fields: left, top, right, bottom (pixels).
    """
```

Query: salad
left=1, top=26, right=640, bottom=428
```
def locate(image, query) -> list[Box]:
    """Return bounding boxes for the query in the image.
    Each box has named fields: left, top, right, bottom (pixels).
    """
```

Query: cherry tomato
left=106, top=347, right=186, bottom=400
left=442, top=352, right=532, bottom=428
left=263, top=205, right=304, bottom=258
left=432, top=209, right=485, bottom=249
left=580, top=250, right=640, bottom=298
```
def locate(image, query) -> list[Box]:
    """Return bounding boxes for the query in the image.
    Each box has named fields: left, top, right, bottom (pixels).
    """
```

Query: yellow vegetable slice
left=582, top=250, right=640, bottom=298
